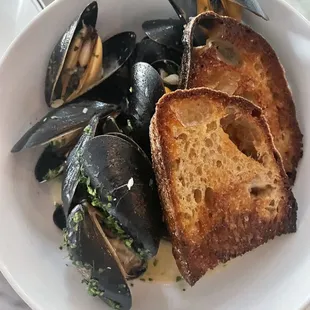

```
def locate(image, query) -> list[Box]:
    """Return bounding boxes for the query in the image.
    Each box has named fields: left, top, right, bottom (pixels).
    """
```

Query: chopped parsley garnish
left=176, top=276, right=183, bottom=282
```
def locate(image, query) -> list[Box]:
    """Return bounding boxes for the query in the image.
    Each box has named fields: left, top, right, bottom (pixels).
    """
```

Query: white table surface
left=0, top=0, right=309, bottom=309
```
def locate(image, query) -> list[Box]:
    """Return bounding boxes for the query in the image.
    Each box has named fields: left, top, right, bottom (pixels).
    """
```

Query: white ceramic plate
left=0, top=0, right=310, bottom=309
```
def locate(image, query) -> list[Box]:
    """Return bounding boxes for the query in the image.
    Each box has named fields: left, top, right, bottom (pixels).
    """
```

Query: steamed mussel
left=63, top=117, right=162, bottom=309
left=45, top=1, right=136, bottom=107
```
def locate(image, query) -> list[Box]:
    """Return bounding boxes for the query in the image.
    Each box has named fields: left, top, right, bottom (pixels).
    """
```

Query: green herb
left=153, top=259, right=159, bottom=267
left=105, top=298, right=121, bottom=309
left=183, top=288, right=186, bottom=292
left=54, top=202, right=62, bottom=209
left=176, top=276, right=183, bottom=282
left=130, top=283, right=134, bottom=287
left=85, top=279, right=104, bottom=297
left=83, top=125, right=92, bottom=134
left=44, top=166, right=63, bottom=181
left=148, top=278, right=153, bottom=282
left=140, top=278, right=146, bottom=282
left=124, top=239, right=133, bottom=248
left=72, top=211, right=84, bottom=224
left=59, top=246, right=63, bottom=250
left=78, top=171, right=135, bottom=253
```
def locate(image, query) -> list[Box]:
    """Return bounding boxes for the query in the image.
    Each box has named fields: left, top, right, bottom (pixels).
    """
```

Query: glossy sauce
left=142, top=240, right=181, bottom=283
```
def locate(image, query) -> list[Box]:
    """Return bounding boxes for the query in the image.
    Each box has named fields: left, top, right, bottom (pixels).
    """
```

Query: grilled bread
left=150, top=88, right=297, bottom=285
left=180, top=12, right=303, bottom=180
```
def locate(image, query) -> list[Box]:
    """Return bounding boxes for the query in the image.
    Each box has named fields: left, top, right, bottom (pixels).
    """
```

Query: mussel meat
left=152, top=59, right=180, bottom=91
left=45, top=1, right=136, bottom=107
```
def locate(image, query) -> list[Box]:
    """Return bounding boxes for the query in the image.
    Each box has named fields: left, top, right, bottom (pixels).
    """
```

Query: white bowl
left=1, top=0, right=310, bottom=309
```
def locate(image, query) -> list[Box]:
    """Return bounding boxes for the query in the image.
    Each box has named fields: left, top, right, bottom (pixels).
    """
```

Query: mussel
left=11, top=100, right=118, bottom=152
left=67, top=204, right=132, bottom=309
left=62, top=114, right=100, bottom=216
left=126, top=62, right=165, bottom=154
left=64, top=131, right=162, bottom=309
left=45, top=1, right=136, bottom=107
left=35, top=130, right=81, bottom=183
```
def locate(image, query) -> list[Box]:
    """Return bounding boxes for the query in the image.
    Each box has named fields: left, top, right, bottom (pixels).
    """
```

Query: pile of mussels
left=11, top=0, right=267, bottom=309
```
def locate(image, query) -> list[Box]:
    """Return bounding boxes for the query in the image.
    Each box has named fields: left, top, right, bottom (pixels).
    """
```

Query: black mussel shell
left=11, top=100, right=118, bottom=153
left=80, top=135, right=162, bottom=259
left=45, top=1, right=98, bottom=106
left=168, top=0, right=197, bottom=23
left=62, top=115, right=99, bottom=216
left=127, top=62, right=165, bottom=153
left=67, top=204, right=131, bottom=310
left=35, top=145, right=66, bottom=183
left=142, top=19, right=184, bottom=52
left=102, top=32, right=136, bottom=83
left=228, top=0, right=268, bottom=20
left=53, top=204, right=66, bottom=230
left=132, top=38, right=182, bottom=66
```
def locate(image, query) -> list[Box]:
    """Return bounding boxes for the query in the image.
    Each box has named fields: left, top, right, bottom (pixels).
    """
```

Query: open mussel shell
left=80, top=134, right=162, bottom=258
left=62, top=115, right=99, bottom=216
left=11, top=100, right=118, bottom=153
left=142, top=19, right=184, bottom=52
left=168, top=0, right=197, bottom=23
left=35, top=130, right=82, bottom=183
left=67, top=204, right=132, bottom=310
left=45, top=1, right=136, bottom=107
left=45, top=1, right=99, bottom=107
left=132, top=38, right=182, bottom=66
left=35, top=145, right=66, bottom=183
left=127, top=62, right=165, bottom=153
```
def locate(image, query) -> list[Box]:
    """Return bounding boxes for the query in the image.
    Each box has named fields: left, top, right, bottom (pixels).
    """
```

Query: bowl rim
left=1, top=0, right=310, bottom=309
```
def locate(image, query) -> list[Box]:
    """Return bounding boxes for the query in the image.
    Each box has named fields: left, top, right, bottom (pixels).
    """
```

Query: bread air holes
left=205, top=187, right=215, bottom=206
left=249, top=184, right=274, bottom=198
left=220, top=113, right=262, bottom=163
left=206, top=121, right=217, bottom=132
left=193, top=189, right=202, bottom=204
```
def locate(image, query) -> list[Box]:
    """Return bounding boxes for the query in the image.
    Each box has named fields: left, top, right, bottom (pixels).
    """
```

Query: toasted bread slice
left=150, top=88, right=297, bottom=285
left=180, top=12, right=303, bottom=180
